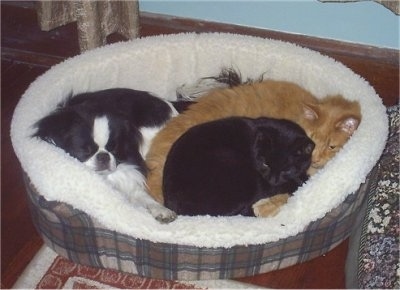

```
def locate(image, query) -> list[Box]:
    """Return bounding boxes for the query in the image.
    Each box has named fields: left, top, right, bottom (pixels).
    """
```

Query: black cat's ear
left=295, top=138, right=315, bottom=155
left=302, top=103, right=319, bottom=121
left=303, top=142, right=315, bottom=155
left=254, top=129, right=273, bottom=150
left=336, top=116, right=360, bottom=136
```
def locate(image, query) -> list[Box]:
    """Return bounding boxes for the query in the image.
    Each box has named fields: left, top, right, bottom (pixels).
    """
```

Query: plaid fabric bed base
left=23, top=167, right=376, bottom=280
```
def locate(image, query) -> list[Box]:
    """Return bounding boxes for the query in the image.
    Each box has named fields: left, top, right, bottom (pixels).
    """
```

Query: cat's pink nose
left=312, top=160, right=322, bottom=168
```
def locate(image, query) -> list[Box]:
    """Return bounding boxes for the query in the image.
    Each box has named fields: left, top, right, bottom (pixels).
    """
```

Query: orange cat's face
left=300, top=96, right=361, bottom=175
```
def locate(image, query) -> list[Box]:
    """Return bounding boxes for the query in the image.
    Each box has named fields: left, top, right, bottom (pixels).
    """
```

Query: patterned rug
left=13, top=246, right=258, bottom=289
left=356, top=105, right=400, bottom=289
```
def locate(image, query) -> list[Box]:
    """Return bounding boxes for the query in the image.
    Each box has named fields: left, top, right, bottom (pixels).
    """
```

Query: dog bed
left=11, top=33, right=388, bottom=280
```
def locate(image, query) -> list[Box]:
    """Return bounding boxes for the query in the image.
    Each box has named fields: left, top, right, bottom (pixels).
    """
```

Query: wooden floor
left=1, top=2, right=398, bottom=289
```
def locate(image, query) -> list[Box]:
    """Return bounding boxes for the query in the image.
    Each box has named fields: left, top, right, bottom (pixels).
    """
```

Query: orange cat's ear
left=336, top=116, right=360, bottom=136
left=302, top=104, right=319, bottom=120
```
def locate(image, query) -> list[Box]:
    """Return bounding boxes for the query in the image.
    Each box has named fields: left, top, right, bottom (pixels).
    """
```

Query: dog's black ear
left=32, top=109, right=83, bottom=147
left=107, top=115, right=141, bottom=145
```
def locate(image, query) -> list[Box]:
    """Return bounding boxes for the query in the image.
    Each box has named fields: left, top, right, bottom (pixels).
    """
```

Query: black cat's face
left=254, top=120, right=315, bottom=187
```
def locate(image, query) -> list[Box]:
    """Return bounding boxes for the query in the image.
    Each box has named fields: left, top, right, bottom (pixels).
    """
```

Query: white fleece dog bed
left=11, top=33, right=387, bottom=279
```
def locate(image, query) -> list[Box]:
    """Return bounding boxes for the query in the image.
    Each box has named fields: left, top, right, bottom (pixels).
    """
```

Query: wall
left=139, top=0, right=399, bottom=49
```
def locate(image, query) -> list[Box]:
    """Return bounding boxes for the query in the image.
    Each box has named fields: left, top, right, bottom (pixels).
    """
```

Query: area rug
left=13, top=246, right=259, bottom=289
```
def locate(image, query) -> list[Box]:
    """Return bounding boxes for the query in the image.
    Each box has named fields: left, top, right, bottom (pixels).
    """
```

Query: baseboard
left=1, top=47, right=65, bottom=67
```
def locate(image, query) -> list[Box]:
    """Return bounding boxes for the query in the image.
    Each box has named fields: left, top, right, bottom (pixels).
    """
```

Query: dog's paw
left=148, top=204, right=177, bottom=224
left=252, top=193, right=290, bottom=218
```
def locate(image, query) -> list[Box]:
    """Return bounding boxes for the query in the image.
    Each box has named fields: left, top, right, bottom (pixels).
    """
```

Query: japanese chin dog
left=33, top=88, right=178, bottom=223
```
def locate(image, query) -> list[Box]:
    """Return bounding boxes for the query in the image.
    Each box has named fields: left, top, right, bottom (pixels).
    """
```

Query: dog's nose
left=96, top=152, right=110, bottom=165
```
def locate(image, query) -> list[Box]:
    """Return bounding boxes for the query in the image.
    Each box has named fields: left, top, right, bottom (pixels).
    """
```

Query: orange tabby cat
left=145, top=80, right=361, bottom=209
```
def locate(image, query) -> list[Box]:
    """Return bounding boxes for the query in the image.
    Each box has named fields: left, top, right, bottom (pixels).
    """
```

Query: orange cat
left=145, top=80, right=361, bottom=207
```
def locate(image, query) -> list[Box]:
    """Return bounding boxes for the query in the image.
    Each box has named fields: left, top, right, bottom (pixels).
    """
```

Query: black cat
left=163, top=117, right=314, bottom=216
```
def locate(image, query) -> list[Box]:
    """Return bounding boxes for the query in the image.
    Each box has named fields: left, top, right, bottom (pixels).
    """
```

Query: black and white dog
left=33, top=88, right=178, bottom=223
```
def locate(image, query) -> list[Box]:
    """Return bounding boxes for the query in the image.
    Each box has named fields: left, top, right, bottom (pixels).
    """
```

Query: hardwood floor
left=1, top=59, right=48, bottom=289
left=1, top=2, right=398, bottom=289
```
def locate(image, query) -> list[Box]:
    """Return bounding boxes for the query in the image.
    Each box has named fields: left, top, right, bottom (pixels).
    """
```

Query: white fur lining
left=10, top=33, right=388, bottom=248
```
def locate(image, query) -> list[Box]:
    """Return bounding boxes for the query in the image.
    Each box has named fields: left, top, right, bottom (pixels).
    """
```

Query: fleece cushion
left=11, top=33, right=387, bottom=251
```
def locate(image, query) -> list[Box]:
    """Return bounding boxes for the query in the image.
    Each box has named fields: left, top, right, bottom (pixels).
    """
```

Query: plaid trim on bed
left=23, top=166, right=376, bottom=280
